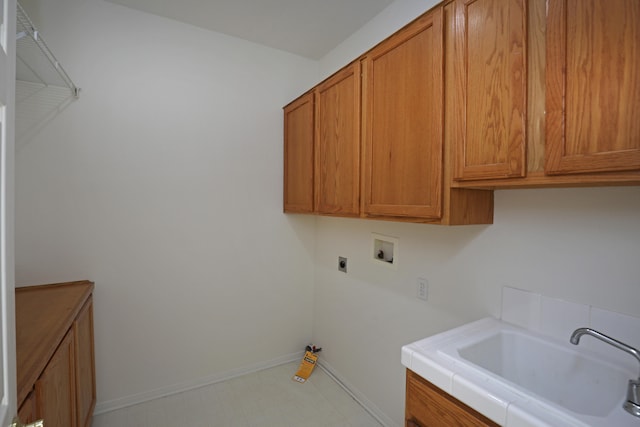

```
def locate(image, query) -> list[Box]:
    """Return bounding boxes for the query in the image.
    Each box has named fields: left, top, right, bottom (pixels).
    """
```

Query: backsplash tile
left=587, top=307, right=640, bottom=368
left=539, top=296, right=590, bottom=342
left=501, top=287, right=639, bottom=354
left=501, top=287, right=541, bottom=331
left=590, top=307, right=640, bottom=349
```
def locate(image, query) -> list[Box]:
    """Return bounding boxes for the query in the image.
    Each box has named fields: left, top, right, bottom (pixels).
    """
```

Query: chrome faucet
left=570, top=328, right=640, bottom=418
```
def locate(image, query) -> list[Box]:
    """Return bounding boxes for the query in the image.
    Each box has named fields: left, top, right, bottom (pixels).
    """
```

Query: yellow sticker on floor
left=292, top=351, right=318, bottom=383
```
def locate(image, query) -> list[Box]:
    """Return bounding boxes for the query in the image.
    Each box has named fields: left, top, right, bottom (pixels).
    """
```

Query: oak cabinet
left=283, top=64, right=361, bottom=217
left=361, top=4, right=494, bottom=224
left=75, top=298, right=97, bottom=427
left=405, top=369, right=499, bottom=427
left=283, top=3, right=494, bottom=224
left=283, top=0, right=640, bottom=218
left=17, top=392, right=36, bottom=425
left=452, top=0, right=640, bottom=188
left=283, top=92, right=315, bottom=213
left=452, top=0, right=527, bottom=181
left=545, top=0, right=640, bottom=175
left=17, top=281, right=96, bottom=427
left=35, top=330, right=77, bottom=427
left=315, top=63, right=361, bottom=216
left=362, top=9, right=444, bottom=219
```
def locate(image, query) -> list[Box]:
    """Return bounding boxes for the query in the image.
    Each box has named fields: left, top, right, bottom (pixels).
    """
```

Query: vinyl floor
left=91, top=361, right=384, bottom=427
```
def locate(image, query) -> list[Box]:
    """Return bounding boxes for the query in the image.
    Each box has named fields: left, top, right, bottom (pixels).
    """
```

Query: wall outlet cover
left=417, top=278, right=428, bottom=301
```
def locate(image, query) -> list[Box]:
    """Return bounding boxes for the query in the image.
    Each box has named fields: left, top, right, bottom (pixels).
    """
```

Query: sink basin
left=456, top=330, right=629, bottom=417
left=402, top=317, right=639, bottom=426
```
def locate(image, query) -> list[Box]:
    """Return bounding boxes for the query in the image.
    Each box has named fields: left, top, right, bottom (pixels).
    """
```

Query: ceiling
left=103, top=0, right=396, bottom=59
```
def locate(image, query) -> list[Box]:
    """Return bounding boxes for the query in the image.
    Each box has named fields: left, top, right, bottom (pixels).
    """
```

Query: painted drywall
left=14, top=0, right=640, bottom=425
left=15, top=0, right=319, bottom=408
left=319, top=0, right=439, bottom=79
left=313, top=2, right=640, bottom=426
left=311, top=188, right=640, bottom=425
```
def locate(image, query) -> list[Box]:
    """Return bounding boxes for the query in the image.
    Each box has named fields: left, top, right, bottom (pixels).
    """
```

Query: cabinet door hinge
left=10, top=417, right=44, bottom=427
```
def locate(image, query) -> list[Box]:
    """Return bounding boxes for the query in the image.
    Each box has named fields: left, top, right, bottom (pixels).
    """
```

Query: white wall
left=15, top=0, right=319, bottom=409
left=312, top=188, right=640, bottom=425
left=319, top=0, right=439, bottom=78
left=15, top=0, right=640, bottom=426
left=313, top=1, right=640, bottom=425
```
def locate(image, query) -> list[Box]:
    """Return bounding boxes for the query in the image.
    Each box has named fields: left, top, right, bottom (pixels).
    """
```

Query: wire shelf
left=16, top=1, right=79, bottom=98
left=15, top=2, right=80, bottom=145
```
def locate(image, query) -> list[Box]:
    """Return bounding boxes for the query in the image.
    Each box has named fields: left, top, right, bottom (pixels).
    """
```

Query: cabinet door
left=18, top=392, right=36, bottom=425
left=35, top=330, right=76, bottom=427
left=362, top=8, right=443, bottom=219
left=283, top=92, right=315, bottom=213
left=405, top=370, right=498, bottom=427
left=453, top=0, right=527, bottom=181
left=74, top=298, right=96, bottom=427
left=546, top=0, right=640, bottom=174
left=315, top=64, right=361, bottom=216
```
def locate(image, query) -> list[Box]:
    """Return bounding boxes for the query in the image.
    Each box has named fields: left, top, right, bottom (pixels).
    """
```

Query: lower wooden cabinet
left=405, top=370, right=498, bottom=427
left=17, top=392, right=36, bottom=425
left=35, top=330, right=77, bottom=427
left=74, top=299, right=97, bottom=427
left=17, top=281, right=96, bottom=427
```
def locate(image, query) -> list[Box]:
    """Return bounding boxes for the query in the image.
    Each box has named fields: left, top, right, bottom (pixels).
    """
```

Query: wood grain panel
left=35, top=330, right=76, bottom=427
left=453, top=0, right=527, bottom=180
left=526, top=0, right=546, bottom=173
left=362, top=9, right=443, bottom=219
left=17, top=282, right=96, bottom=427
left=283, top=92, right=315, bottom=213
left=315, top=64, right=361, bottom=216
left=16, top=281, right=94, bottom=406
left=546, top=0, right=640, bottom=174
left=405, top=370, right=499, bottom=427
left=75, top=299, right=96, bottom=427
left=444, top=1, right=495, bottom=224
left=451, top=169, right=640, bottom=189
left=18, top=392, right=36, bottom=425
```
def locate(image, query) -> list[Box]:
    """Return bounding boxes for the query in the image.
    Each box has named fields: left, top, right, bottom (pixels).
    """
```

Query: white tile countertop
left=402, top=318, right=640, bottom=427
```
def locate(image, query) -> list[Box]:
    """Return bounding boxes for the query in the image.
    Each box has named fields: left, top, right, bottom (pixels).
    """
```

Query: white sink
left=401, top=318, right=640, bottom=427
left=455, top=329, right=628, bottom=417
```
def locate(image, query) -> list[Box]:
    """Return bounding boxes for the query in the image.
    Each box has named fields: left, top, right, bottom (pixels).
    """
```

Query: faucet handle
left=626, top=379, right=640, bottom=417
left=571, top=327, right=640, bottom=418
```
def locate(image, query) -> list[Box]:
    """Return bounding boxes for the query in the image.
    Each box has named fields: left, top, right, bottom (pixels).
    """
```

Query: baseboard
left=317, top=360, right=399, bottom=427
left=93, top=351, right=303, bottom=415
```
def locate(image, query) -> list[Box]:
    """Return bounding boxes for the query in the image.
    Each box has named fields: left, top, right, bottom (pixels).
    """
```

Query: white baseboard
left=317, top=360, right=399, bottom=427
left=93, top=352, right=303, bottom=415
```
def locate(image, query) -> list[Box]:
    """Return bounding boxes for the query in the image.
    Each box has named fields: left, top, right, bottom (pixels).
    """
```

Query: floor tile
left=92, top=361, right=383, bottom=427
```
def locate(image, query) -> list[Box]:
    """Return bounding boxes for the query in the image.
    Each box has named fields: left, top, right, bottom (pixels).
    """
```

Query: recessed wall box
left=372, top=233, right=398, bottom=269
left=338, top=256, right=347, bottom=273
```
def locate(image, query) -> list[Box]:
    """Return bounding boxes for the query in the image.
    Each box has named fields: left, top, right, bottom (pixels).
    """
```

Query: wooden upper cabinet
left=283, top=3, right=493, bottom=224
left=453, top=0, right=527, bottom=181
left=283, top=92, right=315, bottom=213
left=362, top=8, right=444, bottom=219
left=546, top=0, right=640, bottom=175
left=315, top=63, right=361, bottom=216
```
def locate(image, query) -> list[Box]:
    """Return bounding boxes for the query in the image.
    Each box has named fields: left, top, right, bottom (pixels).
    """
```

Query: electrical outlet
left=417, top=278, right=428, bottom=301
left=338, top=256, right=347, bottom=273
